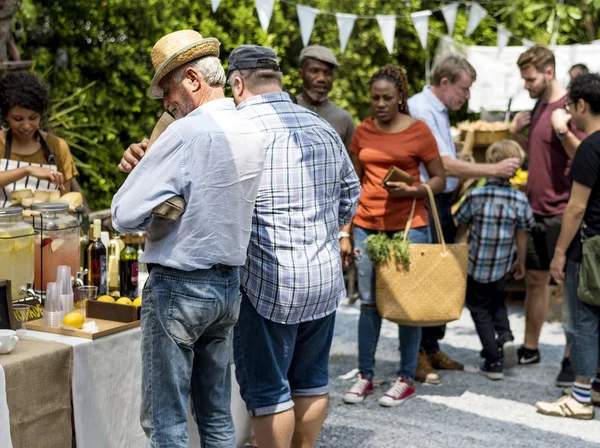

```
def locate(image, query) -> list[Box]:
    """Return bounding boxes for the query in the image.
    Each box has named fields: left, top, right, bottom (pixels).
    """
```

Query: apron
left=0, top=129, right=59, bottom=207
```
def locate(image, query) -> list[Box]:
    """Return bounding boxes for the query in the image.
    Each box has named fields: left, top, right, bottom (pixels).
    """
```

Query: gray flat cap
left=299, top=45, right=339, bottom=68
left=228, top=45, right=280, bottom=75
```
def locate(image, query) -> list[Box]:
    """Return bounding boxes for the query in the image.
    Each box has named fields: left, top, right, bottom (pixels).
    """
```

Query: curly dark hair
left=0, top=71, right=50, bottom=119
left=369, top=65, right=410, bottom=115
left=568, top=73, right=600, bottom=115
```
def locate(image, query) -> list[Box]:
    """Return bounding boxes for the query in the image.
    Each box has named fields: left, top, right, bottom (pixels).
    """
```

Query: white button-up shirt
left=408, top=86, right=459, bottom=194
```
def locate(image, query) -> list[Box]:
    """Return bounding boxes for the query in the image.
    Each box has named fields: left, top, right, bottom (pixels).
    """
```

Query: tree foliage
left=14, top=0, right=599, bottom=209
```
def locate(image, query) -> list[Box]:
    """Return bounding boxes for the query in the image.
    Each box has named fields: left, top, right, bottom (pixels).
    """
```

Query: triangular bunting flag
left=211, top=0, right=221, bottom=13
left=335, top=13, right=357, bottom=53
left=522, top=39, right=535, bottom=49
left=497, top=26, right=511, bottom=52
left=410, top=10, right=432, bottom=50
left=376, top=15, right=396, bottom=55
left=297, top=5, right=320, bottom=47
left=255, top=0, right=275, bottom=33
left=466, top=2, right=487, bottom=37
left=441, top=3, right=459, bottom=37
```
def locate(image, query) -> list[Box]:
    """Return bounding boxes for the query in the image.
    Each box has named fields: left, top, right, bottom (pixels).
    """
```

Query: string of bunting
left=211, top=0, right=537, bottom=55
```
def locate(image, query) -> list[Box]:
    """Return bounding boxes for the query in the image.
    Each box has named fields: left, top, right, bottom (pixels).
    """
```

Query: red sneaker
left=342, top=374, right=374, bottom=404
left=378, top=377, right=416, bottom=407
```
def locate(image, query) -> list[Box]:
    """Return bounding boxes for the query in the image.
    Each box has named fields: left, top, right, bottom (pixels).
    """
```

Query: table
left=18, top=327, right=251, bottom=448
left=0, top=337, right=72, bottom=448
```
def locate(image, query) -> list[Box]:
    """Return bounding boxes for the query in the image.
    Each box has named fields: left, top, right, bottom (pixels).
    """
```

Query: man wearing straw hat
left=227, top=45, right=360, bottom=448
left=112, top=30, right=264, bottom=447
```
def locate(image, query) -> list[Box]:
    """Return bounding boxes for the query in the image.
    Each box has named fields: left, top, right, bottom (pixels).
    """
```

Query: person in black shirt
left=536, top=73, right=600, bottom=419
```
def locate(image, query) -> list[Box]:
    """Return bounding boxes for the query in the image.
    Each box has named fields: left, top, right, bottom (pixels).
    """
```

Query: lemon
left=116, top=297, right=133, bottom=306
left=97, top=295, right=116, bottom=303
left=63, top=312, right=85, bottom=329
left=132, top=297, right=142, bottom=307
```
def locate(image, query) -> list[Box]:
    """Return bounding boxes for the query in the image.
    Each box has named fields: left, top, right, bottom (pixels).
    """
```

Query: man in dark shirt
left=537, top=73, right=600, bottom=419
left=509, top=46, right=585, bottom=381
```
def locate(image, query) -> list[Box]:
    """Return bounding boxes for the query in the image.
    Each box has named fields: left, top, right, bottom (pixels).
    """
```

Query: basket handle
left=402, top=184, right=446, bottom=253
left=424, top=183, right=447, bottom=253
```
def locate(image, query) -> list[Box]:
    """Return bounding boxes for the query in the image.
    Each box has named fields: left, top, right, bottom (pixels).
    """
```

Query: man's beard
left=529, top=77, right=549, bottom=99
left=304, top=88, right=329, bottom=104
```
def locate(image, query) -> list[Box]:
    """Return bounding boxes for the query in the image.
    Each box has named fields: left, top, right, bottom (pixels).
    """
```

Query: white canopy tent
left=434, top=37, right=600, bottom=113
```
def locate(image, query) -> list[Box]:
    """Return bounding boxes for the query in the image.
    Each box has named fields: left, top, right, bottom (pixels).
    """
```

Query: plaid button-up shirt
left=238, top=92, right=361, bottom=324
left=455, top=179, right=534, bottom=283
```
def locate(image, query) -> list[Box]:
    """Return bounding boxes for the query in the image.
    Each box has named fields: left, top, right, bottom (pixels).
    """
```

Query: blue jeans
left=563, top=259, right=600, bottom=379
left=354, top=225, right=430, bottom=381
left=233, top=291, right=336, bottom=417
left=140, top=264, right=241, bottom=448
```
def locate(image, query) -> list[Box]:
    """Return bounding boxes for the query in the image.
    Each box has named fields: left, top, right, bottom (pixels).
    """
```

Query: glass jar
left=31, top=203, right=80, bottom=292
left=0, top=207, right=35, bottom=301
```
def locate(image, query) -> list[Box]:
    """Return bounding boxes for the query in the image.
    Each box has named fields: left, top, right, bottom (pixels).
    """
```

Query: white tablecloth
left=19, top=327, right=251, bottom=448
left=0, top=366, right=12, bottom=448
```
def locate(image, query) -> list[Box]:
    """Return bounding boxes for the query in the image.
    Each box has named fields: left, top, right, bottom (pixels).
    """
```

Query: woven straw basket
left=375, top=184, right=468, bottom=327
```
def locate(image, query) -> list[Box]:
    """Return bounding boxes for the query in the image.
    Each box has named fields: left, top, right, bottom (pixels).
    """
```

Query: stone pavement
left=317, top=304, right=600, bottom=448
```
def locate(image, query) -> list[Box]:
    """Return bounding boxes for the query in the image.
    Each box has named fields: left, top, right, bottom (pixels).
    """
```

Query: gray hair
left=227, top=68, right=283, bottom=90
left=173, top=56, right=226, bottom=87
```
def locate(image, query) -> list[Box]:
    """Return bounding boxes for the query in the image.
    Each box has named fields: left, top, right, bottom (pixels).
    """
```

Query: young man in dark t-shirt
left=509, top=46, right=585, bottom=384
left=536, top=73, right=600, bottom=419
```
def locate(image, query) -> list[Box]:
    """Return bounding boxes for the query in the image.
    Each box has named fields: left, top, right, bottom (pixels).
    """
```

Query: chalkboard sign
left=0, top=280, right=15, bottom=330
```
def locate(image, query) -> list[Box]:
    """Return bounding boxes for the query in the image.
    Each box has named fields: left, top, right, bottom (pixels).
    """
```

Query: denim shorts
left=233, top=290, right=336, bottom=417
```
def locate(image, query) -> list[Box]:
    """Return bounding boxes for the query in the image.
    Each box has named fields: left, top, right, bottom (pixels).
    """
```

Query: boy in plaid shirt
left=455, top=140, right=534, bottom=380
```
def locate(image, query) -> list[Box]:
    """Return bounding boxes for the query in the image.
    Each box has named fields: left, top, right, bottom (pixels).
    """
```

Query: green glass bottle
left=119, top=234, right=139, bottom=298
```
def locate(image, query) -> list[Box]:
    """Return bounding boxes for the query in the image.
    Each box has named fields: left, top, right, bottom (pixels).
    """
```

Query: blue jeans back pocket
left=167, top=291, right=217, bottom=346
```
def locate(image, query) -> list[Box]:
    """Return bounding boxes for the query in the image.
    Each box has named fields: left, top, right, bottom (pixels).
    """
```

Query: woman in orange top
left=341, top=65, right=445, bottom=407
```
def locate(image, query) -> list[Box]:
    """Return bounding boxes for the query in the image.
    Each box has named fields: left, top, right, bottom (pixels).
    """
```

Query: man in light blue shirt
left=113, top=31, right=264, bottom=448
left=408, top=55, right=521, bottom=385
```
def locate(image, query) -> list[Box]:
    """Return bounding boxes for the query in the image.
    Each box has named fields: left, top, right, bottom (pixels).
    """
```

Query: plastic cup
left=12, top=304, right=30, bottom=329
left=75, top=285, right=98, bottom=309
left=43, top=311, right=64, bottom=328
left=57, top=266, right=74, bottom=314
left=45, top=282, right=61, bottom=312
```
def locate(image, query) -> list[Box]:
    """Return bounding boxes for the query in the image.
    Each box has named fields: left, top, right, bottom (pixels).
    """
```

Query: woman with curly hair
left=340, top=65, right=445, bottom=407
left=0, top=71, right=78, bottom=206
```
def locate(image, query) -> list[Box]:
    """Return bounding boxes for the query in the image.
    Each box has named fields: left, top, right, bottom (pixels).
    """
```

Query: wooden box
left=86, top=300, right=141, bottom=323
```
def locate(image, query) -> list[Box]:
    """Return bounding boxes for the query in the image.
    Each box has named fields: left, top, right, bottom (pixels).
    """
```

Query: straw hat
left=148, top=30, right=221, bottom=99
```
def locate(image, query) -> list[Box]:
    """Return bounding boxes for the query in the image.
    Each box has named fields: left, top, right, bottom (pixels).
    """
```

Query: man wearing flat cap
left=297, top=45, right=355, bottom=151
left=113, top=31, right=264, bottom=447
left=227, top=45, right=361, bottom=448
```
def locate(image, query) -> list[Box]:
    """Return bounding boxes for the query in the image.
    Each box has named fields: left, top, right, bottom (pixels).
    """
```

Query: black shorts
left=525, top=214, right=563, bottom=271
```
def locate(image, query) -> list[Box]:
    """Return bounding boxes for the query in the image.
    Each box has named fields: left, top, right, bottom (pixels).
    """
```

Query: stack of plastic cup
left=44, top=282, right=64, bottom=328
left=57, top=265, right=74, bottom=315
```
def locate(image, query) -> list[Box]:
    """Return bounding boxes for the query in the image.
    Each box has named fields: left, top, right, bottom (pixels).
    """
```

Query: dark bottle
left=119, top=234, right=139, bottom=298
left=87, top=219, right=107, bottom=295
left=80, top=214, right=90, bottom=274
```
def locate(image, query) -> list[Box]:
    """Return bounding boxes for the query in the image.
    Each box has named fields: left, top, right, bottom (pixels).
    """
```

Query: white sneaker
left=535, top=394, right=594, bottom=420
left=378, top=377, right=416, bottom=407
left=342, top=374, right=374, bottom=404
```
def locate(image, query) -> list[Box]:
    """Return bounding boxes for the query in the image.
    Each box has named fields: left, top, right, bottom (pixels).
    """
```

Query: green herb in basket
left=365, top=231, right=411, bottom=270
left=391, top=231, right=411, bottom=270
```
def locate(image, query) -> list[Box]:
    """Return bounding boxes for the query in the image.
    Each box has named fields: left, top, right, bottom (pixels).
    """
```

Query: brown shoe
left=415, top=351, right=441, bottom=384
left=428, top=350, right=464, bottom=371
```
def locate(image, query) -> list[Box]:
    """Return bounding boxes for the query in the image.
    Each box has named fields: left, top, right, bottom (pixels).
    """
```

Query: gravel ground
left=316, top=303, right=600, bottom=448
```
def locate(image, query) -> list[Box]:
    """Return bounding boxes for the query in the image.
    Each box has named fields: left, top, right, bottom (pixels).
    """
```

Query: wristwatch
left=338, top=231, right=351, bottom=239
left=556, top=130, right=568, bottom=140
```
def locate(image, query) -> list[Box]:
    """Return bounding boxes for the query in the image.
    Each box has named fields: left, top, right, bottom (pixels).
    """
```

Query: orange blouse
left=350, top=118, right=439, bottom=231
